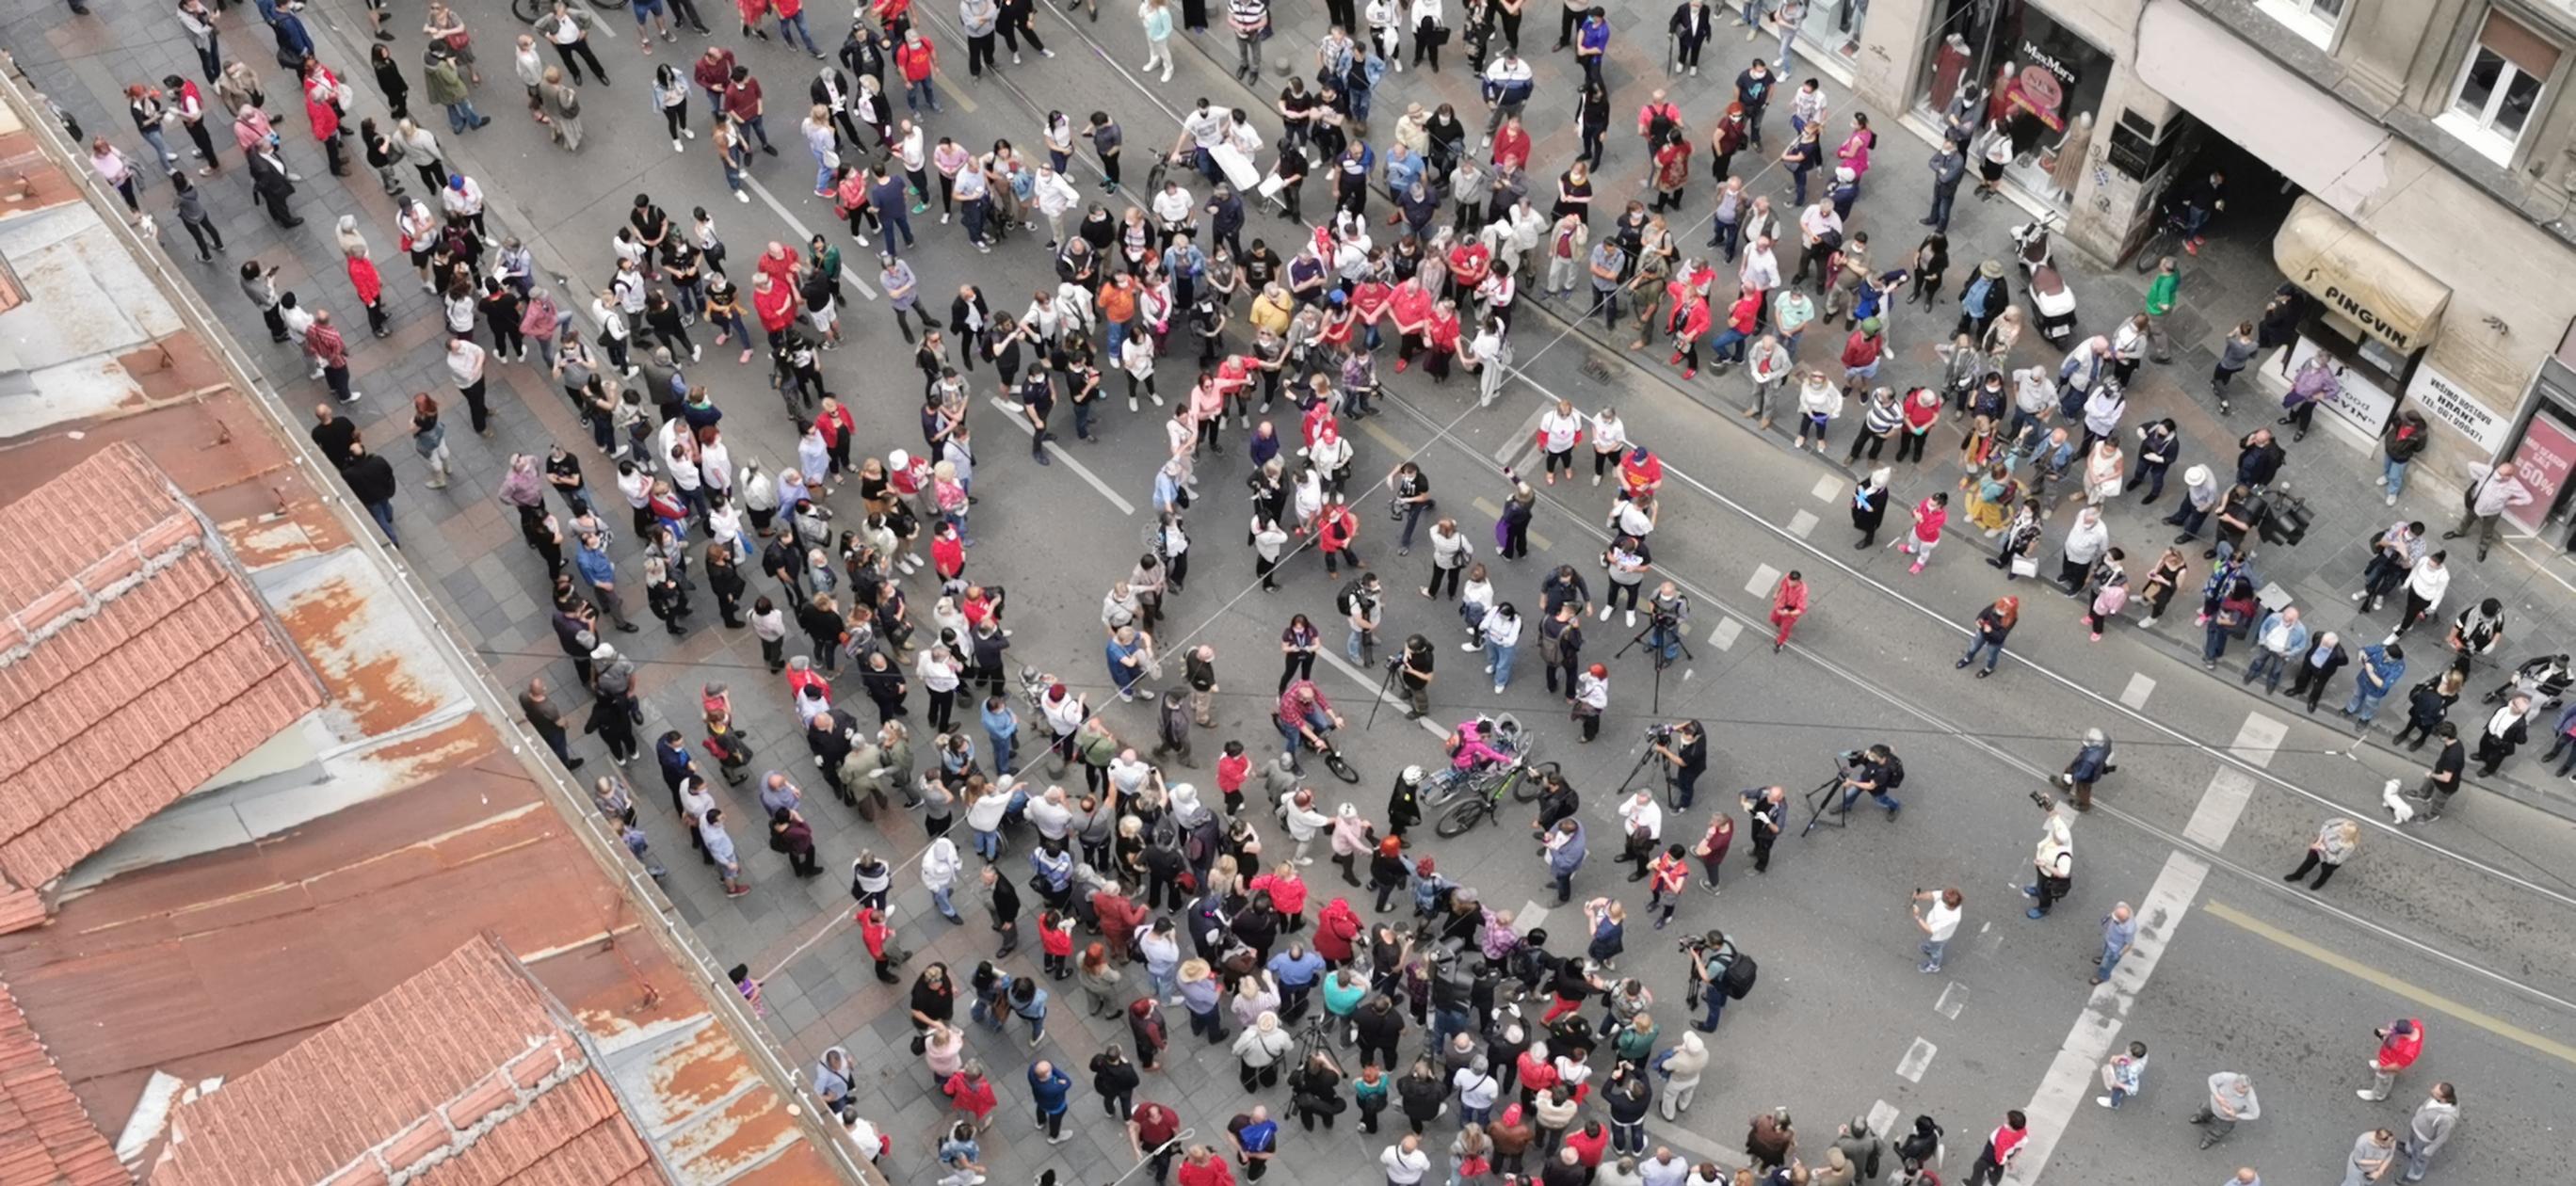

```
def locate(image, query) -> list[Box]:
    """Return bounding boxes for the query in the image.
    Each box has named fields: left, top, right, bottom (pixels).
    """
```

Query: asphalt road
left=11, top=0, right=2576, bottom=1181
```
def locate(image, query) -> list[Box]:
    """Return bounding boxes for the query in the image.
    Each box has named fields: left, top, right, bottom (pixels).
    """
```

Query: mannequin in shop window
left=2044, top=110, right=2092, bottom=202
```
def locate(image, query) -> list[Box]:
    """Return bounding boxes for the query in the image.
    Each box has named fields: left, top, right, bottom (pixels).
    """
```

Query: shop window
left=2256, top=0, right=2344, bottom=49
left=2439, top=10, right=2559, bottom=165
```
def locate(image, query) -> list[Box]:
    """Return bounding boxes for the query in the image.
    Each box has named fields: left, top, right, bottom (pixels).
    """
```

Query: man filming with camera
left=1645, top=582, right=1690, bottom=665
left=1395, top=633, right=1436, bottom=720
left=1836, top=745, right=1905, bottom=821
left=1650, top=720, right=1708, bottom=809
left=1680, top=929, right=1751, bottom=1032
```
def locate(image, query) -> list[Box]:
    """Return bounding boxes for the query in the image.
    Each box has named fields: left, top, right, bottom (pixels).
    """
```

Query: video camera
left=1676, top=928, right=1725, bottom=960
left=1643, top=722, right=1676, bottom=744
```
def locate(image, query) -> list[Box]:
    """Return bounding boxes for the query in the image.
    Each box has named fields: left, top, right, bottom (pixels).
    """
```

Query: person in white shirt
left=1537, top=398, right=1585, bottom=484
left=1278, top=786, right=1329, bottom=862
left=1739, top=234, right=1780, bottom=292
left=1588, top=409, right=1628, bottom=487
left=2447, top=459, right=2533, bottom=562
left=1912, top=887, right=1963, bottom=972
left=2392, top=552, right=2452, bottom=640
left=1380, top=1134, right=1432, bottom=1185
left=1617, top=790, right=1662, bottom=879
left=1481, top=601, right=1521, bottom=694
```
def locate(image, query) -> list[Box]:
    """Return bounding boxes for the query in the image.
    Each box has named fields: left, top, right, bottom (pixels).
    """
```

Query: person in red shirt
left=751, top=272, right=797, bottom=347
left=2359, top=1018, right=2423, bottom=1101
left=894, top=26, right=942, bottom=113
left=1131, top=1101, right=1185, bottom=1185
left=1389, top=278, right=1435, bottom=371
left=1665, top=289, right=1713, bottom=379
left=942, top=1064, right=998, bottom=1128
left=813, top=394, right=857, bottom=475
left=1768, top=569, right=1807, bottom=652
left=1174, top=1144, right=1235, bottom=1186
left=720, top=66, right=777, bottom=152
left=1248, top=861, right=1308, bottom=928
left=1037, top=906, right=1076, bottom=978
left=1447, top=238, right=1491, bottom=306
left=1840, top=320, right=1886, bottom=397
left=1898, top=386, right=1941, bottom=463
left=856, top=905, right=903, bottom=983
left=1904, top=492, right=1949, bottom=574
left=1562, top=1119, right=1610, bottom=1168
left=1967, top=1110, right=2029, bottom=1184
left=1650, top=134, right=1693, bottom=212
left=1705, top=284, right=1759, bottom=374
left=346, top=250, right=388, bottom=337
left=1424, top=298, right=1463, bottom=383
left=1349, top=276, right=1393, bottom=348
left=1490, top=114, right=1532, bottom=173
left=1619, top=445, right=1664, bottom=501
left=930, top=520, right=966, bottom=582
left=692, top=46, right=737, bottom=104
left=1216, top=740, right=1252, bottom=812
left=1312, top=897, right=1360, bottom=964
left=1316, top=496, right=1362, bottom=577
left=1301, top=400, right=1338, bottom=450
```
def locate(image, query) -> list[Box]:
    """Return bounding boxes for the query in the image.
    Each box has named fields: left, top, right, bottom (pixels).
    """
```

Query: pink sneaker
left=1908, top=561, right=1924, bottom=574
left=2089, top=633, right=2102, bottom=642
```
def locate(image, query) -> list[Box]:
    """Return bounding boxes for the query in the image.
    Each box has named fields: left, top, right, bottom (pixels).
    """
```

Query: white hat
left=2183, top=464, right=2212, bottom=488
left=890, top=448, right=911, bottom=468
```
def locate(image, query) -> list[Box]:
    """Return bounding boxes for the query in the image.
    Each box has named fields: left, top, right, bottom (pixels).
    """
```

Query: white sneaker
left=1625, top=610, right=1637, bottom=627
left=941, top=213, right=952, bottom=224
left=2386, top=494, right=2397, bottom=506
left=1461, top=641, right=1480, bottom=650
left=1494, top=682, right=1506, bottom=694
left=735, top=190, right=750, bottom=202
left=1129, top=395, right=1139, bottom=412
left=672, top=138, right=684, bottom=152
left=2375, top=475, right=2386, bottom=487
left=2095, top=1097, right=2114, bottom=1108
left=684, top=127, right=697, bottom=138
left=1484, top=664, right=1494, bottom=673
left=1598, top=605, right=1612, bottom=620
left=1161, top=67, right=1172, bottom=81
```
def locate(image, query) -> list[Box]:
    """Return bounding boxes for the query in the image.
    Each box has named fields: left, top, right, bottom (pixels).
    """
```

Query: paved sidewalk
left=1154, top=8, right=2576, bottom=820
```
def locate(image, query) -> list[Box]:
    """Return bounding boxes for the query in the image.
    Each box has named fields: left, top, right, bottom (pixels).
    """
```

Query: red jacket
left=2373, top=1020, right=2424, bottom=1071
left=1312, top=899, right=1360, bottom=962
left=346, top=256, right=382, bottom=305
left=1176, top=1157, right=1235, bottom=1186
left=942, top=1071, right=996, bottom=1116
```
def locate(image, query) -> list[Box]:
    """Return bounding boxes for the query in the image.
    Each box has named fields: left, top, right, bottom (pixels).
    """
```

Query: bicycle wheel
left=2132, top=227, right=2170, bottom=273
left=511, top=0, right=540, bottom=22
left=1434, top=795, right=1489, bottom=839
left=1324, top=749, right=1360, bottom=783
left=1511, top=761, right=1556, bottom=803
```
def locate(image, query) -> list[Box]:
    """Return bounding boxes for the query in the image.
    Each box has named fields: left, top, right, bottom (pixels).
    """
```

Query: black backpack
left=1721, top=951, right=1758, bottom=1000
left=1879, top=753, right=1906, bottom=791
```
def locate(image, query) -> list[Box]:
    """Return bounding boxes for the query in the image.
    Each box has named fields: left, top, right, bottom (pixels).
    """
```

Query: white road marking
left=1787, top=510, right=1818, bottom=538
left=1746, top=564, right=1780, bottom=598
left=1865, top=1100, right=1901, bottom=1144
left=1495, top=400, right=1555, bottom=469
left=741, top=177, right=882, bottom=300
left=1811, top=474, right=1843, bottom=503
left=2005, top=851, right=2209, bottom=1185
left=1934, top=982, right=1968, bottom=1019
left=2229, top=711, right=2290, bottom=768
left=1516, top=900, right=1551, bottom=935
left=2182, top=767, right=2259, bottom=850
left=1894, top=1037, right=1938, bottom=1082
left=2118, top=673, right=2155, bottom=710
left=984, top=397, right=1135, bottom=513
left=1654, top=1122, right=1747, bottom=1172
left=1708, top=619, right=1742, bottom=650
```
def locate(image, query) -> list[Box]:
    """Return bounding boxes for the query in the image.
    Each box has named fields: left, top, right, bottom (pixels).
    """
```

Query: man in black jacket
left=342, top=442, right=400, bottom=546
left=983, top=862, right=1022, bottom=955
left=806, top=709, right=857, bottom=802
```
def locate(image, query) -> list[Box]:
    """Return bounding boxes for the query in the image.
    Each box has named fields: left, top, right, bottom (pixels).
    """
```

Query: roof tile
left=0, top=445, right=321, bottom=904
left=0, top=978, right=124, bottom=1186
left=152, top=938, right=664, bottom=1186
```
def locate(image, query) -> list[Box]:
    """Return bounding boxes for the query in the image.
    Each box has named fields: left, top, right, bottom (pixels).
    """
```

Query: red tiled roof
left=0, top=976, right=126, bottom=1186
left=151, top=937, right=661, bottom=1186
left=0, top=442, right=324, bottom=912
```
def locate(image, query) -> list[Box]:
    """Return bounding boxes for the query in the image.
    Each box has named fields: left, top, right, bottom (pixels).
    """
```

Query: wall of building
left=1845, top=0, right=2576, bottom=474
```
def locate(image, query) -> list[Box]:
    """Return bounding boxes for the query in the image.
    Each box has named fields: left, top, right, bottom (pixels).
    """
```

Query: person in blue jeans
left=1956, top=596, right=2018, bottom=677
left=1836, top=745, right=1901, bottom=818
left=2343, top=642, right=2407, bottom=729
left=1008, top=977, right=1050, bottom=1043
left=1485, top=601, right=1522, bottom=692
left=2092, top=902, right=2134, bottom=985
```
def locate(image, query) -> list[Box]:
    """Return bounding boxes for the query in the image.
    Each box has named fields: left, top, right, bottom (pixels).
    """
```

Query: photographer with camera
left=1680, top=929, right=1751, bottom=1032
left=1646, top=582, right=1690, bottom=665
left=1837, top=745, right=1906, bottom=821
left=1396, top=633, right=1436, bottom=720
left=1340, top=571, right=1385, bottom=665
left=1650, top=720, right=1708, bottom=809
left=1740, top=785, right=1787, bottom=873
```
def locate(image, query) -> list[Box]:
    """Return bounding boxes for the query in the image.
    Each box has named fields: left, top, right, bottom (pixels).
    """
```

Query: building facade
left=1823, top=0, right=2576, bottom=536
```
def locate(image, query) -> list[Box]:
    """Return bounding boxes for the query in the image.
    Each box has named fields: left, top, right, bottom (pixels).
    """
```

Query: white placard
left=2406, top=361, right=2511, bottom=456
left=2282, top=338, right=2397, bottom=450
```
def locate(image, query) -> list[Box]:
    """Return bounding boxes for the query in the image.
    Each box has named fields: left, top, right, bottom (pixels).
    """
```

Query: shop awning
left=2273, top=196, right=2451, bottom=354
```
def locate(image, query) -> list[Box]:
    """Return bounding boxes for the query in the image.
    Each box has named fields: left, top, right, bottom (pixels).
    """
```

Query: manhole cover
left=1579, top=354, right=1616, bottom=383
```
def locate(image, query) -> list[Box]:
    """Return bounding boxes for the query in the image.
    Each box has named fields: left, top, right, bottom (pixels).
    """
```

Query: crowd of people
left=61, top=0, right=2505, bottom=1182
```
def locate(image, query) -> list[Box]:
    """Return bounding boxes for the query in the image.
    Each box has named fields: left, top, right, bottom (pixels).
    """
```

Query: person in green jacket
left=2144, top=256, right=2179, bottom=363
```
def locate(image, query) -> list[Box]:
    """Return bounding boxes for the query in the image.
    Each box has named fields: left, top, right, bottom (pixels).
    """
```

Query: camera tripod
left=1611, top=735, right=1681, bottom=811
left=1364, top=647, right=1405, bottom=730
left=1612, top=615, right=1695, bottom=714
left=1798, top=772, right=1853, bottom=837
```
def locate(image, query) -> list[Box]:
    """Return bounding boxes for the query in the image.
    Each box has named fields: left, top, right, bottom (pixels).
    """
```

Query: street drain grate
left=1579, top=355, right=1616, bottom=383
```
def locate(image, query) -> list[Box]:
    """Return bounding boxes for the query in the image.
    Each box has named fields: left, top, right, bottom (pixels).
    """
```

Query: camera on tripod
left=1643, top=722, right=1675, bottom=744
left=1676, top=928, right=1723, bottom=958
